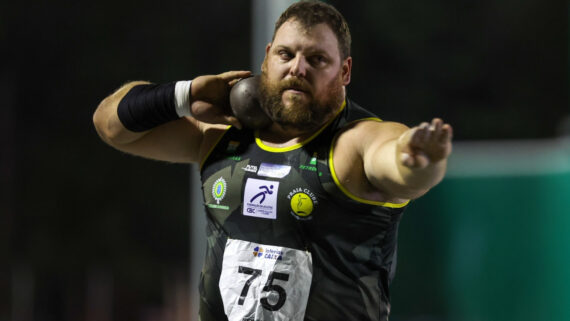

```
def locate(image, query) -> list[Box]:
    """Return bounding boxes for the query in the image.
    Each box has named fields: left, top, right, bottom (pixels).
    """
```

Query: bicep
left=110, top=117, right=205, bottom=164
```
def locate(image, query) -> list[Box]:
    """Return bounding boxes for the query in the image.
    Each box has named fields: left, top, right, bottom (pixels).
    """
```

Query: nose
left=289, top=55, right=307, bottom=78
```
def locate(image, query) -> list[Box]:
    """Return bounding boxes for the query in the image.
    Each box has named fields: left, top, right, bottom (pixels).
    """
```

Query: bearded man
left=93, top=1, right=452, bottom=320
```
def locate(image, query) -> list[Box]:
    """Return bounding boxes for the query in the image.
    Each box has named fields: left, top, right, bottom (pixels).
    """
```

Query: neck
left=258, top=95, right=347, bottom=148
left=257, top=123, right=313, bottom=148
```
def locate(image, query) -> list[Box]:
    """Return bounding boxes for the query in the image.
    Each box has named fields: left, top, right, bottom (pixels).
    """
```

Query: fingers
left=191, top=101, right=244, bottom=129
left=218, top=70, right=252, bottom=83
left=411, top=118, right=452, bottom=146
left=433, top=118, right=443, bottom=132
left=224, top=115, right=243, bottom=130
left=228, top=78, right=241, bottom=87
left=439, top=123, right=453, bottom=143
left=411, top=122, right=430, bottom=146
left=402, top=118, right=453, bottom=168
left=431, top=118, right=452, bottom=141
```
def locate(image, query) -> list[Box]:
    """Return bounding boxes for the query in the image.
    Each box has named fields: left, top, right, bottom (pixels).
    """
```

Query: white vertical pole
left=188, top=164, right=206, bottom=318
left=251, top=0, right=297, bottom=71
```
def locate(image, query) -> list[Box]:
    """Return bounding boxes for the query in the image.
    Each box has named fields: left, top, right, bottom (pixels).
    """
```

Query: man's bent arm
left=93, top=81, right=204, bottom=163
left=92, top=71, right=251, bottom=163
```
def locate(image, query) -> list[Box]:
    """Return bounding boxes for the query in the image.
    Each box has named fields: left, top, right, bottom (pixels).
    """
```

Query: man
left=93, top=1, right=452, bottom=320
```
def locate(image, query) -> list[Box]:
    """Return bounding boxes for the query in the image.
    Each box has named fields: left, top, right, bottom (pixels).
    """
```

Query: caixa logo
left=253, top=246, right=283, bottom=260
left=253, top=246, right=264, bottom=257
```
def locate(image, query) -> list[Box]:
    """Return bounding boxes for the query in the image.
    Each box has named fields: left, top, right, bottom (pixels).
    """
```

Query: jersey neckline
left=254, top=100, right=347, bottom=153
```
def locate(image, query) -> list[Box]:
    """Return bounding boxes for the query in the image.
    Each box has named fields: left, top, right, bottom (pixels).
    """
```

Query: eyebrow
left=273, top=44, right=330, bottom=57
left=273, top=45, right=291, bottom=52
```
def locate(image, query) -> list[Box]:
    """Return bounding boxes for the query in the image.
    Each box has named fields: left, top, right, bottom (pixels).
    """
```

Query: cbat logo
left=212, top=177, right=227, bottom=204
left=253, top=246, right=264, bottom=257
left=290, top=192, right=314, bottom=217
left=243, top=178, right=280, bottom=220
left=249, top=185, right=274, bottom=204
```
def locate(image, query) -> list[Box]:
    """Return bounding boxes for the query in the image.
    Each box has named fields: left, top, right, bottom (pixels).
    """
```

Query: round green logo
left=212, top=177, right=227, bottom=204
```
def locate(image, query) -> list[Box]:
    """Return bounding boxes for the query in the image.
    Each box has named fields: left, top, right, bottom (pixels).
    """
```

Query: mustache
left=277, top=78, right=311, bottom=93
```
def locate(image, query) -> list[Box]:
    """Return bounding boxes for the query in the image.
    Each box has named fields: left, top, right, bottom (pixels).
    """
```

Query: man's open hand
left=398, top=118, right=453, bottom=169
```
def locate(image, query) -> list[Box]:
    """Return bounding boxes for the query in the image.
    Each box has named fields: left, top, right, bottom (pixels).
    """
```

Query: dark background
left=2, top=0, right=567, bottom=320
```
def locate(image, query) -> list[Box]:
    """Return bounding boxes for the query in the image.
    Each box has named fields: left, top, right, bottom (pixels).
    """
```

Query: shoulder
left=337, top=120, right=408, bottom=153
left=334, top=99, right=408, bottom=151
left=195, top=120, right=233, bottom=163
left=341, top=99, right=407, bottom=130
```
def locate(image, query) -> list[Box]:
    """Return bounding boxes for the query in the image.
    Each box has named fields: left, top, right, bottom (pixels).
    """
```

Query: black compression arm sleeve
left=117, top=82, right=179, bottom=132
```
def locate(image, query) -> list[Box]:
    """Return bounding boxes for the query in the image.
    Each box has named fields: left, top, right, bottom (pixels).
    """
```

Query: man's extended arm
left=362, top=118, right=453, bottom=200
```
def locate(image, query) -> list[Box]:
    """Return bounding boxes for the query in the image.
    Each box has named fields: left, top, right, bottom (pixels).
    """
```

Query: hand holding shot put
left=93, top=1, right=453, bottom=320
left=189, top=71, right=252, bottom=129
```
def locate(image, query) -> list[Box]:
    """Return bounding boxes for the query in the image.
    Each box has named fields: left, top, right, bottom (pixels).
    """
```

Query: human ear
left=341, top=56, right=352, bottom=85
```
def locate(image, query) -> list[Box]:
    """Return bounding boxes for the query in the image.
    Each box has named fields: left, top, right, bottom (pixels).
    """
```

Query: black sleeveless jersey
left=198, top=99, right=409, bottom=321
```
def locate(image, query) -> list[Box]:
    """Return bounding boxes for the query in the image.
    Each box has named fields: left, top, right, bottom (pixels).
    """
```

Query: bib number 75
left=238, top=266, right=290, bottom=311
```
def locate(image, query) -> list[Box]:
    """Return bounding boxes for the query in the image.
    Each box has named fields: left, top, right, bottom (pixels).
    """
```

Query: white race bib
left=219, top=239, right=313, bottom=321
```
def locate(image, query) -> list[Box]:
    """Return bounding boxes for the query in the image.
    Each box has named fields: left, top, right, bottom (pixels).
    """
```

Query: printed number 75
left=238, top=266, right=290, bottom=311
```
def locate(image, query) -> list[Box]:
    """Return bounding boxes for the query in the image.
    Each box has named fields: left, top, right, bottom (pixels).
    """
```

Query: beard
left=259, top=70, right=345, bottom=132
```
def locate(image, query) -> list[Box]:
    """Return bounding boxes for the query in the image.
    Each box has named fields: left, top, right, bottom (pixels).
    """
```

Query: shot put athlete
left=93, top=1, right=452, bottom=320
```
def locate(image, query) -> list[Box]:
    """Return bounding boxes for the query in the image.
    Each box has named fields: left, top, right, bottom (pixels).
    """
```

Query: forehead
left=273, top=19, right=340, bottom=57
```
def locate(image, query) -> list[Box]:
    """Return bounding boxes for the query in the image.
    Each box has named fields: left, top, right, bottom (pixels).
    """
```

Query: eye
left=278, top=50, right=293, bottom=60
left=310, top=55, right=327, bottom=66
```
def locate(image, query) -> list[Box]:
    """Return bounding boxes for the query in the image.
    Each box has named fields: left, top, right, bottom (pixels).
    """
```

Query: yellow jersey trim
left=328, top=120, right=410, bottom=209
left=200, top=125, right=232, bottom=170
left=254, top=100, right=347, bottom=153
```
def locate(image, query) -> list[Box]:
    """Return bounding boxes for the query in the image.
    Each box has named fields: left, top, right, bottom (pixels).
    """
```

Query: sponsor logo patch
left=287, top=187, right=318, bottom=220
left=257, top=163, right=291, bottom=178
left=242, top=164, right=258, bottom=173
left=299, top=152, right=318, bottom=173
left=212, top=177, right=227, bottom=204
left=253, top=245, right=283, bottom=260
left=243, top=178, right=280, bottom=219
left=253, top=246, right=263, bottom=257
left=290, top=193, right=314, bottom=217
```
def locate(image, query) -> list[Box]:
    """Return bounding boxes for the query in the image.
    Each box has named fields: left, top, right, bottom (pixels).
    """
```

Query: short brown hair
left=272, top=0, right=351, bottom=60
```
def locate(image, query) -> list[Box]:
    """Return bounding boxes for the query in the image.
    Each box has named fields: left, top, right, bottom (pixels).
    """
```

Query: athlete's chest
left=200, top=132, right=331, bottom=247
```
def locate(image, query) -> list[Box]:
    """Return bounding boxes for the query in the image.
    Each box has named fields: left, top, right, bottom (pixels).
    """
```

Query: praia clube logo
left=287, top=187, right=318, bottom=220
left=253, top=245, right=283, bottom=260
